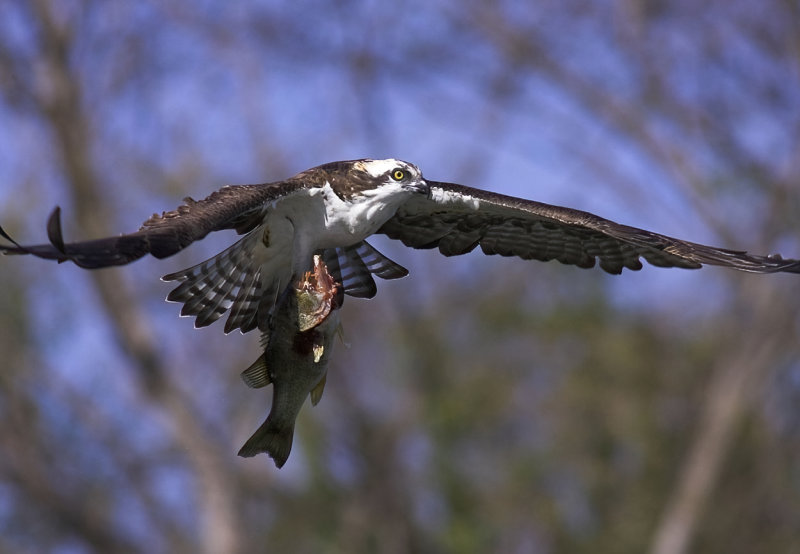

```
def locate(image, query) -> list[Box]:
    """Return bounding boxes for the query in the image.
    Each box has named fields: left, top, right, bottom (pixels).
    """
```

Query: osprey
left=2, top=158, right=799, bottom=335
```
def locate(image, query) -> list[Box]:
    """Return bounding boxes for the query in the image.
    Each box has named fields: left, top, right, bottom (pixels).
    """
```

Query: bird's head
left=312, top=159, right=430, bottom=201
left=354, top=159, right=430, bottom=196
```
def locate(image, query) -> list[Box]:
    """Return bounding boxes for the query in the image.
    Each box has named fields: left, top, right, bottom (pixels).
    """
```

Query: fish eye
left=390, top=168, right=406, bottom=181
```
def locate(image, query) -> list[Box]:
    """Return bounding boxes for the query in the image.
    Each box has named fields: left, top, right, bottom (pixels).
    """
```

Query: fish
left=237, top=254, right=342, bottom=468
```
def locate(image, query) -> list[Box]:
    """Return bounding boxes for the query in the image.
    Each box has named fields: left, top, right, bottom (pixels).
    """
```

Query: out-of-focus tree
left=0, top=1, right=798, bottom=553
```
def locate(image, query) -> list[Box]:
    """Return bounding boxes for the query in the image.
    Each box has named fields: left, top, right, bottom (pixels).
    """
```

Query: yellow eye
left=391, top=168, right=405, bottom=181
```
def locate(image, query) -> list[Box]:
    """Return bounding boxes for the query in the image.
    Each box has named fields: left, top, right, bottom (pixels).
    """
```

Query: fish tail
left=237, top=415, right=295, bottom=468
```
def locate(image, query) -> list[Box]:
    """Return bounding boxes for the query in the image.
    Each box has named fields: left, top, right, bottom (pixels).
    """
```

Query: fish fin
left=310, top=373, right=327, bottom=406
left=240, top=355, right=271, bottom=389
left=335, top=322, right=350, bottom=349
left=237, top=416, right=295, bottom=468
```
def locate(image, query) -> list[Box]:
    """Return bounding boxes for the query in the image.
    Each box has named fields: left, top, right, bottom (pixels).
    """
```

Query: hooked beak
left=408, top=178, right=431, bottom=197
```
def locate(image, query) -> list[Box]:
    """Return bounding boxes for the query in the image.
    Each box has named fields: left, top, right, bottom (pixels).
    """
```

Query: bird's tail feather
left=162, top=237, right=407, bottom=334
left=162, top=231, right=286, bottom=334
left=323, top=240, right=409, bottom=301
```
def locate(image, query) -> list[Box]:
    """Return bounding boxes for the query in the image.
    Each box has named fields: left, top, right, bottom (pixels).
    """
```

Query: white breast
left=264, top=182, right=414, bottom=273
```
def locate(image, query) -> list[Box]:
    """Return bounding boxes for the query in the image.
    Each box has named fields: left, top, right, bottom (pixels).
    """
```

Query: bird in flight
left=4, top=158, right=800, bottom=467
left=2, top=158, right=799, bottom=335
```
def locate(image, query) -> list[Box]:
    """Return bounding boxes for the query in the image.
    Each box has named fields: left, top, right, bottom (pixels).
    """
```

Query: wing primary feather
left=46, top=207, right=66, bottom=255
left=0, top=223, right=35, bottom=256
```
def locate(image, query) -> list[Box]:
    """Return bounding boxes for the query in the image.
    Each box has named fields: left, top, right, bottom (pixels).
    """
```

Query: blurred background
left=1, top=1, right=799, bottom=553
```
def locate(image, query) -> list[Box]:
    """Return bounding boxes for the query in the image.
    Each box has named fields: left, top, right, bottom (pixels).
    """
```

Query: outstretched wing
left=379, top=181, right=800, bottom=275
left=0, top=180, right=306, bottom=269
